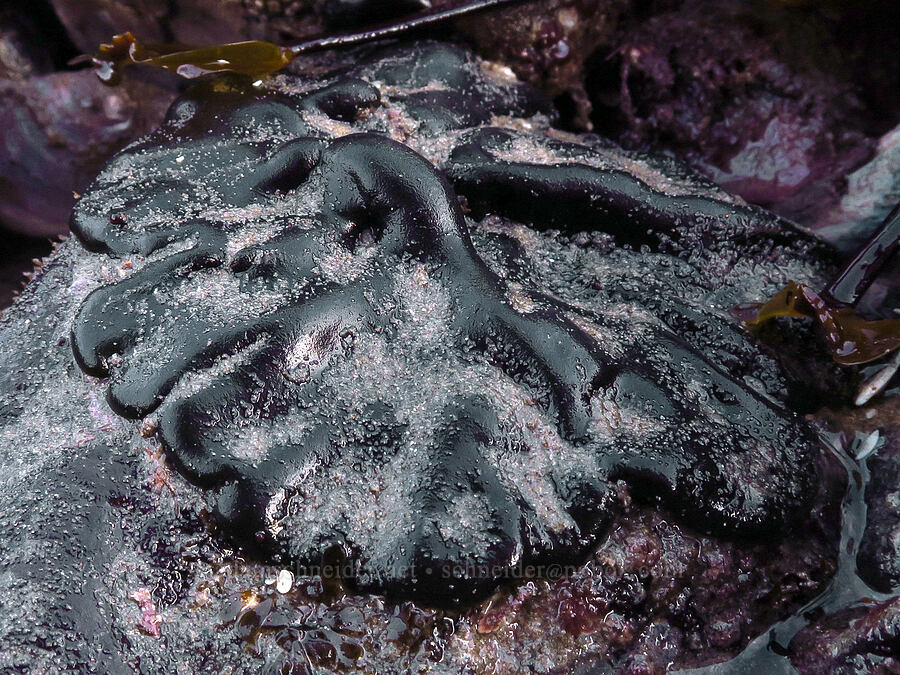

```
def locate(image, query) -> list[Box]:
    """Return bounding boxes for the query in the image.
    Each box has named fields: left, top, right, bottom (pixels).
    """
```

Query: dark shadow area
left=0, top=232, right=54, bottom=310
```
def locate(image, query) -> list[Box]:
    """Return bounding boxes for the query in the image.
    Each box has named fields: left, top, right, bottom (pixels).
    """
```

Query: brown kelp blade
left=85, top=0, right=530, bottom=84
left=88, top=32, right=293, bottom=84
left=741, top=203, right=900, bottom=366
left=740, top=281, right=900, bottom=366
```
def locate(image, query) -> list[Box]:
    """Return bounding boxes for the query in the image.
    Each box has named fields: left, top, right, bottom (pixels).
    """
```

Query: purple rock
left=0, top=70, right=172, bottom=237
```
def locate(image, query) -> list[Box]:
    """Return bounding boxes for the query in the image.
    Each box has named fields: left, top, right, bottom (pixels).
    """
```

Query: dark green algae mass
left=68, top=42, right=829, bottom=607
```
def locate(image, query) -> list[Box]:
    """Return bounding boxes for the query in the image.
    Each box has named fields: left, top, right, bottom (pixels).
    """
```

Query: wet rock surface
left=816, top=123, right=900, bottom=254
left=789, top=596, right=900, bottom=673
left=0, top=70, right=173, bottom=238
left=822, top=399, right=900, bottom=595
left=585, top=0, right=900, bottom=229
left=773, top=389, right=900, bottom=673
left=0, top=42, right=860, bottom=672
left=859, top=419, right=900, bottom=594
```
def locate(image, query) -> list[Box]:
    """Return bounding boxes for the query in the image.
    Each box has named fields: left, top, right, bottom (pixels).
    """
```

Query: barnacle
left=71, top=43, right=823, bottom=605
